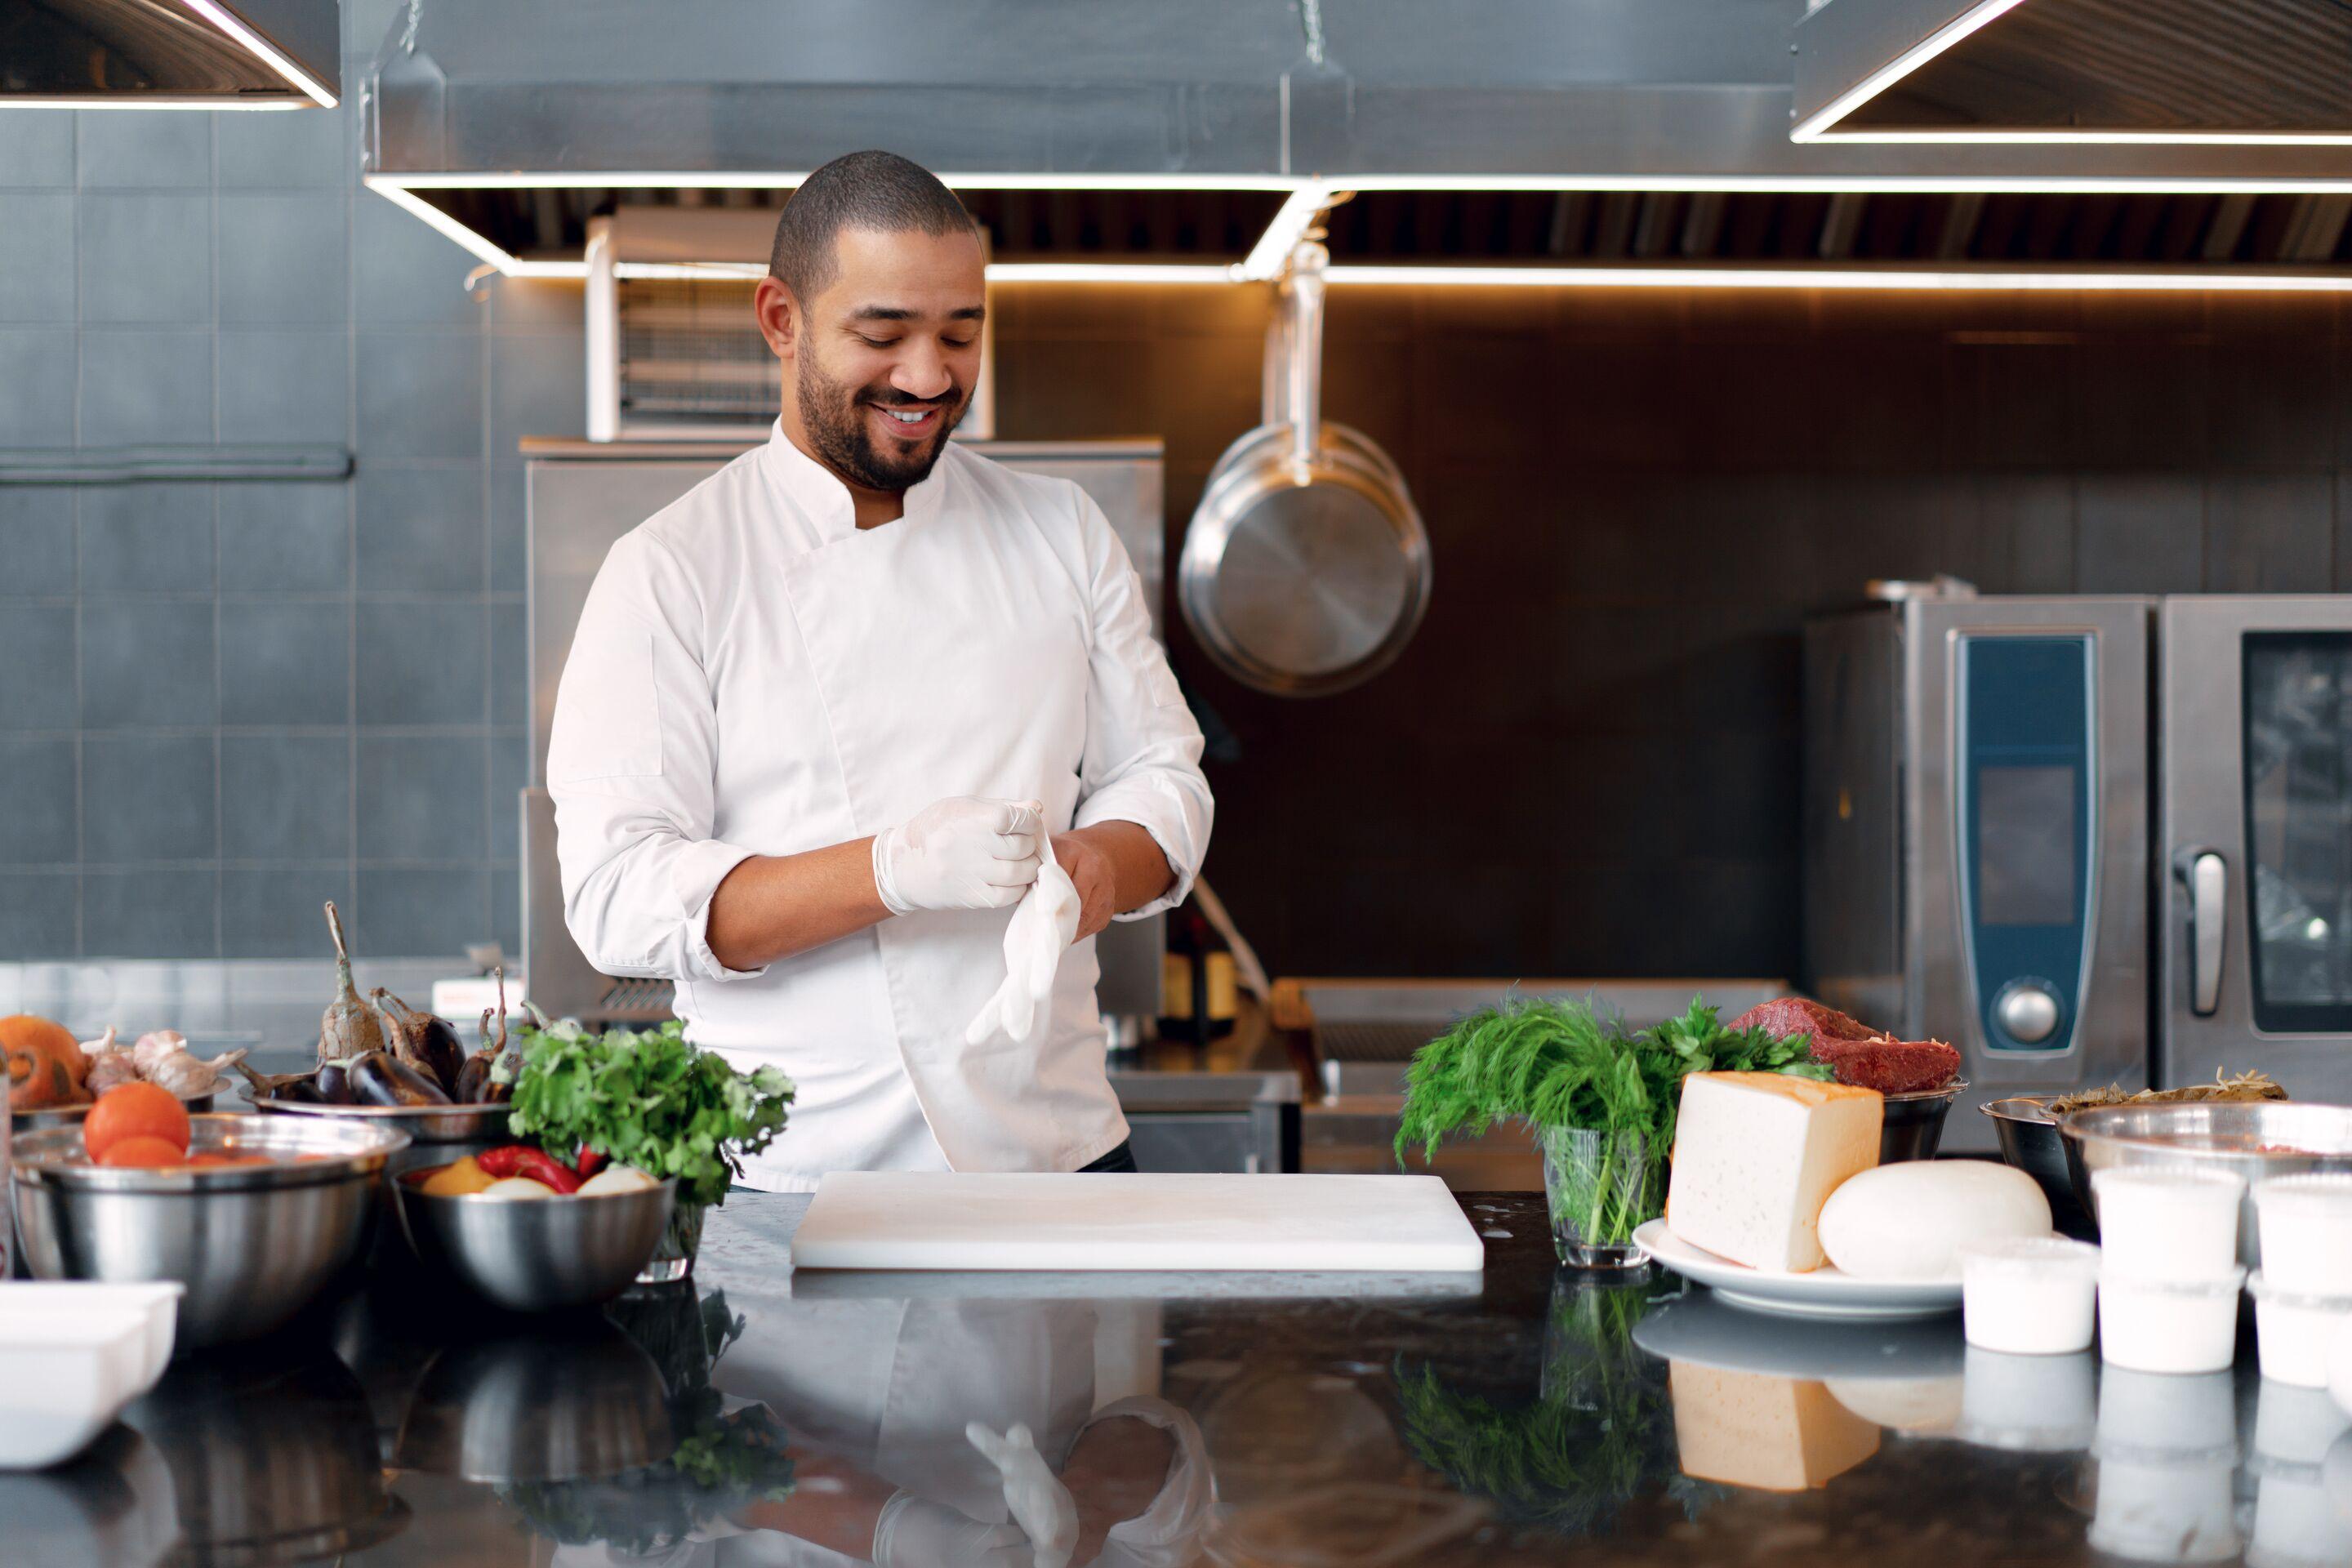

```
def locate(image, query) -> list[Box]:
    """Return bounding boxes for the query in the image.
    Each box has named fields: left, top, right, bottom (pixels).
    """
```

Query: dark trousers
left=1076, top=1139, right=1138, bottom=1174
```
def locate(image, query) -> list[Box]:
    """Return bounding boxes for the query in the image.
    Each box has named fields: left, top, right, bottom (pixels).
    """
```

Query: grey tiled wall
left=0, top=1, right=581, bottom=961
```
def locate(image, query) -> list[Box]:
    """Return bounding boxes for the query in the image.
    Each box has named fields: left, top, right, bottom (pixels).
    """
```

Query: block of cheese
left=1670, top=1364, right=1881, bottom=1491
left=1664, top=1071, right=1883, bottom=1272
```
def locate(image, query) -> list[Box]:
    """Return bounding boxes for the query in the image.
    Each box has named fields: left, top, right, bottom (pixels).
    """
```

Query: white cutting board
left=791, top=1172, right=1486, bottom=1272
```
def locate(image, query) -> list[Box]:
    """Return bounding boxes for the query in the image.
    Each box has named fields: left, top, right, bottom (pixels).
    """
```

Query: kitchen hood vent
left=3, top=0, right=339, bottom=109
left=359, top=0, right=2352, bottom=290
left=1793, top=0, right=2352, bottom=144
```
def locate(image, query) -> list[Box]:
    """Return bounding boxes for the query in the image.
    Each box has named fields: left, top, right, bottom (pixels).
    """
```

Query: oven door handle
left=2175, top=849, right=2226, bottom=1018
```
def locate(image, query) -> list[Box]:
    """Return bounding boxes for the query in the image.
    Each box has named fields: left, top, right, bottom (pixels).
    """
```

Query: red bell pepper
left=576, top=1146, right=609, bottom=1179
left=477, top=1143, right=584, bottom=1195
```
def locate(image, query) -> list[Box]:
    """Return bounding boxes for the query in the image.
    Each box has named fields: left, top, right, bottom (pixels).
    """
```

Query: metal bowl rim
left=2054, top=1100, right=2352, bottom=1152
left=1882, top=1078, right=1969, bottom=1105
left=1979, top=1096, right=2058, bottom=1123
left=241, top=1092, right=510, bottom=1120
left=10, top=1112, right=410, bottom=1192
left=392, top=1169, right=679, bottom=1204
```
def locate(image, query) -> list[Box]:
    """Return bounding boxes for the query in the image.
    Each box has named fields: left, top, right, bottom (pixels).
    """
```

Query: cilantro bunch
left=508, top=1015, right=794, bottom=1207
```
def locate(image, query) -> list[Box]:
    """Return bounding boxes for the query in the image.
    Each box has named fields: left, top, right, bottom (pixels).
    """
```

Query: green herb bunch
left=1394, top=994, right=1831, bottom=1224
left=509, top=1016, right=794, bottom=1207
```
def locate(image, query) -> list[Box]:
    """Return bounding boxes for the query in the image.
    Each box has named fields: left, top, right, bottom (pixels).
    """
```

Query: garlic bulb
left=131, top=1030, right=189, bottom=1076
left=142, top=1047, right=246, bottom=1100
left=78, top=1027, right=138, bottom=1094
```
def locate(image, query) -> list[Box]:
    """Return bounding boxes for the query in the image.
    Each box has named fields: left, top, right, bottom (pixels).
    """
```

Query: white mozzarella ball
left=1819, top=1160, right=2052, bottom=1281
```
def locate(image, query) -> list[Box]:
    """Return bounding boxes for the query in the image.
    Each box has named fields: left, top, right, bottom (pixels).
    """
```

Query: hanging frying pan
left=1178, top=241, right=1431, bottom=697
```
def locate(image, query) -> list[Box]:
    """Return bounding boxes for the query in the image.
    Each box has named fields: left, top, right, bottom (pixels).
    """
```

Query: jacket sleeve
left=1067, top=492, right=1214, bottom=920
left=546, top=530, right=767, bottom=982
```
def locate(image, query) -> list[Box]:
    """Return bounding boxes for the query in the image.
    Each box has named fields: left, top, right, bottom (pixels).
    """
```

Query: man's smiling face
left=790, top=225, right=987, bottom=493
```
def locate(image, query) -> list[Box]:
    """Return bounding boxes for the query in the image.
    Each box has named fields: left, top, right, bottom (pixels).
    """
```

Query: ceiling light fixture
left=1790, top=0, right=2033, bottom=143
left=1325, top=264, right=2352, bottom=292
left=180, top=0, right=338, bottom=109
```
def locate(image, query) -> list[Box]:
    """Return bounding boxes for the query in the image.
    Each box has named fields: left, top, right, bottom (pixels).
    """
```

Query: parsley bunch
left=508, top=1016, right=794, bottom=1207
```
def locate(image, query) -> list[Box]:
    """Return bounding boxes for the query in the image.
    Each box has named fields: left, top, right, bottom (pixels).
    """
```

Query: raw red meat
left=1726, top=997, right=1881, bottom=1045
left=1804, top=1036, right=1962, bottom=1095
left=1728, top=996, right=1960, bottom=1094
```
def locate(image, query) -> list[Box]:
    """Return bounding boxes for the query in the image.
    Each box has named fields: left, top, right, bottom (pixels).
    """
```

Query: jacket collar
left=760, top=417, right=951, bottom=544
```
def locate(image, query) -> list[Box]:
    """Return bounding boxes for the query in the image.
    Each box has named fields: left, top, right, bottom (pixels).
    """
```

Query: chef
left=548, top=150, right=1212, bottom=1190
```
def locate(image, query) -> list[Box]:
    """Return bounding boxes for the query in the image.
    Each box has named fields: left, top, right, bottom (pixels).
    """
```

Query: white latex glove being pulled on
left=967, top=1420, right=1080, bottom=1568
left=964, top=831, right=1081, bottom=1049
left=873, top=797, right=1042, bottom=914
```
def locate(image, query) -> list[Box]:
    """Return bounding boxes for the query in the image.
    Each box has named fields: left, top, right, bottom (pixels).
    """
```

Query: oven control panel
left=1958, top=635, right=2095, bottom=1053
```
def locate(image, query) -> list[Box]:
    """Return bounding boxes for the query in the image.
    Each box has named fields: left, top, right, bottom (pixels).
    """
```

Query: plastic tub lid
left=2252, top=1173, right=2352, bottom=1213
left=2245, top=1271, right=2352, bottom=1311
left=1960, top=1235, right=2101, bottom=1277
left=2098, top=1265, right=2247, bottom=1297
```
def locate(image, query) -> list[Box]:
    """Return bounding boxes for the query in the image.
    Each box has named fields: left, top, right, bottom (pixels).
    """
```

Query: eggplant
left=318, top=902, right=386, bottom=1066
left=316, top=1057, right=357, bottom=1105
left=347, top=1049, right=452, bottom=1108
left=371, top=989, right=466, bottom=1098
left=233, top=1059, right=327, bottom=1105
left=452, top=969, right=514, bottom=1106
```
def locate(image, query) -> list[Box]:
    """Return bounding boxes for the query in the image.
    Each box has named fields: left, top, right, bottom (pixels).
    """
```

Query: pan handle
left=1285, top=240, right=1328, bottom=477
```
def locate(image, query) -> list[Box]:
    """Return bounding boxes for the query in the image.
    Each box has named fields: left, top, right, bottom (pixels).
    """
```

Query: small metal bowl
left=243, top=1091, right=514, bottom=1145
left=2056, top=1101, right=2352, bottom=1270
left=11, top=1114, right=410, bottom=1348
left=1880, top=1080, right=1967, bottom=1165
left=1980, top=1097, right=2094, bottom=1236
left=392, top=1165, right=675, bottom=1313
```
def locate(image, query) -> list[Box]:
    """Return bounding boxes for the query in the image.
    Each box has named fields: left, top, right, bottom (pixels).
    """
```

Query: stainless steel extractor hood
left=358, top=0, right=2352, bottom=289
left=1793, top=0, right=2352, bottom=144
left=3, top=1, right=339, bottom=109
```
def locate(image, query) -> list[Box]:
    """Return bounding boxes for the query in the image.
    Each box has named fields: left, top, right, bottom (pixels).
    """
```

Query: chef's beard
left=796, top=353, right=967, bottom=493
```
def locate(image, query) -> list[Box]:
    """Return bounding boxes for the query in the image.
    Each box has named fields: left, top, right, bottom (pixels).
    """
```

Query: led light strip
left=1814, top=129, right=2352, bottom=147
left=179, top=0, right=338, bottom=109
left=366, top=172, right=2352, bottom=293
left=1324, top=264, right=2352, bottom=292
left=0, top=96, right=310, bottom=111
left=1790, top=0, right=2034, bottom=143
left=383, top=171, right=1300, bottom=193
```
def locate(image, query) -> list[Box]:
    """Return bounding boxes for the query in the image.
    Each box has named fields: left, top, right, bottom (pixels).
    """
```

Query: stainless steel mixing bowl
left=1980, top=1097, right=2096, bottom=1236
left=392, top=1166, right=675, bottom=1312
left=11, top=1114, right=410, bottom=1348
left=2056, top=1101, right=2352, bottom=1270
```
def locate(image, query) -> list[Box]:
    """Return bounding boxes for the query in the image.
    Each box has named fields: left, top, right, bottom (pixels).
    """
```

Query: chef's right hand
left=871, top=1491, right=1032, bottom=1568
left=872, top=797, right=1043, bottom=915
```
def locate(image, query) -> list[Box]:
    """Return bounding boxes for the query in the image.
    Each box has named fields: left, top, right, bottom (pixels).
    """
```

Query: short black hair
left=768, top=150, right=980, bottom=303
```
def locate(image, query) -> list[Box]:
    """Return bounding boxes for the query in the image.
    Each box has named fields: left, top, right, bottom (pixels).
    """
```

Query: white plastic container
left=0, top=1281, right=182, bottom=1469
left=2250, top=1272, right=2352, bottom=1389
left=2328, top=1316, right=2352, bottom=1420
left=1958, top=1345, right=2097, bottom=1452
left=2253, top=1174, right=2352, bottom=1297
left=2089, top=1449, right=2240, bottom=1564
left=2255, top=1379, right=2352, bottom=1465
left=2099, top=1267, right=2247, bottom=1374
left=1961, top=1236, right=2100, bottom=1353
left=2098, top=1365, right=2239, bottom=1454
left=2093, top=1167, right=2249, bottom=1282
left=2248, top=1463, right=2352, bottom=1568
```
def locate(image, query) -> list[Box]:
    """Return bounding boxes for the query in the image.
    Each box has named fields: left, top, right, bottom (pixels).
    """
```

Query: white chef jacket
left=547, top=421, right=1211, bottom=1190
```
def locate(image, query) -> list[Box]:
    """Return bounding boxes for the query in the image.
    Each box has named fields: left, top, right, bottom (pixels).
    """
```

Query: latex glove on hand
left=871, top=1491, right=1032, bottom=1568
left=964, top=835, right=1082, bottom=1047
left=873, top=797, right=1042, bottom=915
left=966, top=1421, right=1079, bottom=1568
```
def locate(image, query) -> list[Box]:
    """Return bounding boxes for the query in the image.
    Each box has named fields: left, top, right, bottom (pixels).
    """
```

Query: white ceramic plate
left=1633, top=1219, right=1962, bottom=1321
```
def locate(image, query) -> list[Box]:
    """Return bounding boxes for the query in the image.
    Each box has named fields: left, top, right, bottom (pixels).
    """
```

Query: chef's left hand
left=1050, top=834, right=1116, bottom=942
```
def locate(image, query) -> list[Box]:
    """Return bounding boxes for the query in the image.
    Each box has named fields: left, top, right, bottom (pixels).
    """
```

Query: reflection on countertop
left=16, top=1192, right=2352, bottom=1566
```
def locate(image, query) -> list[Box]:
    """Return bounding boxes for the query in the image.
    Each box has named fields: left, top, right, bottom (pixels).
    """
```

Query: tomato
left=83, top=1082, right=191, bottom=1162
left=99, top=1135, right=188, bottom=1169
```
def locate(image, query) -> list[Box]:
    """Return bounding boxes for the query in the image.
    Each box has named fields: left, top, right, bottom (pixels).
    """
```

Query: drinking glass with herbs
left=1396, top=997, right=1829, bottom=1268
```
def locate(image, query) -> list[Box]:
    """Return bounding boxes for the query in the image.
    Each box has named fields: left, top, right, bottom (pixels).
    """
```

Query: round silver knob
left=1996, top=983, right=2060, bottom=1045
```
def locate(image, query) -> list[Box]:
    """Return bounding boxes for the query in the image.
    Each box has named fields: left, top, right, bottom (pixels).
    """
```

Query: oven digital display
left=1978, top=764, right=2078, bottom=927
